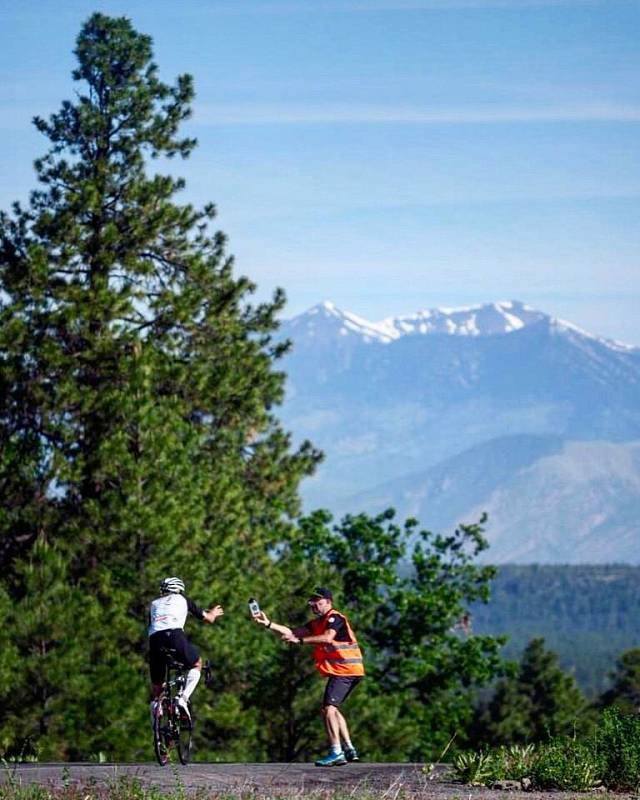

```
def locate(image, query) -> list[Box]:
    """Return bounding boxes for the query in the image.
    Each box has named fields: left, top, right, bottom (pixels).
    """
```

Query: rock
left=492, top=780, right=521, bottom=790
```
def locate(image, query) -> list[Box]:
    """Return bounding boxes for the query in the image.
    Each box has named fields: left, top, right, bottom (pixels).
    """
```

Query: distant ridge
left=338, top=437, right=640, bottom=564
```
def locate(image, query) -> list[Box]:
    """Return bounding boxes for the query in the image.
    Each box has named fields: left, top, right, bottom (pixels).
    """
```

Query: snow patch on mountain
left=550, top=317, right=637, bottom=353
left=285, top=299, right=637, bottom=353
left=379, top=299, right=547, bottom=339
left=285, top=300, right=395, bottom=343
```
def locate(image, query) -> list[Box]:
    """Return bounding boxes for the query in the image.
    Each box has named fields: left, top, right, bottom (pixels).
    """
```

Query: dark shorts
left=149, top=629, right=200, bottom=685
left=323, top=676, right=362, bottom=708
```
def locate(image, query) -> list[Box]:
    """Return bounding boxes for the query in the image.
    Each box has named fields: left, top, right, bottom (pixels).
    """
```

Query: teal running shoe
left=344, top=746, right=359, bottom=762
left=315, top=750, right=348, bottom=767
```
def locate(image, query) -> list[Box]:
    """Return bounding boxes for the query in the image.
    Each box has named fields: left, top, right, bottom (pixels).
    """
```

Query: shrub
left=452, top=750, right=494, bottom=785
left=590, top=706, right=640, bottom=792
left=454, top=743, right=538, bottom=786
left=489, top=743, right=536, bottom=781
left=531, top=737, right=600, bottom=791
left=448, top=708, right=640, bottom=791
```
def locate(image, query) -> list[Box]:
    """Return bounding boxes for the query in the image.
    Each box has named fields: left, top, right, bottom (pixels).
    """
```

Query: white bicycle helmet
left=160, top=576, right=185, bottom=594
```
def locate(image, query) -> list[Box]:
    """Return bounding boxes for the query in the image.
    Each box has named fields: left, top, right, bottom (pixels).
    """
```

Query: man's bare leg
left=335, top=708, right=352, bottom=744
left=322, top=705, right=342, bottom=748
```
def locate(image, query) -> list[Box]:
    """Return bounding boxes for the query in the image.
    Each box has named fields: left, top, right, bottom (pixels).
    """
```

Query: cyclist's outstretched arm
left=186, top=596, right=224, bottom=624
left=203, top=604, right=224, bottom=624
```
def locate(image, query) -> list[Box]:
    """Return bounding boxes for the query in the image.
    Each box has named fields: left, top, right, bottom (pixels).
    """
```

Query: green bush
left=452, top=750, right=495, bottom=785
left=590, top=706, right=640, bottom=792
left=453, top=744, right=536, bottom=786
left=449, top=709, right=640, bottom=791
left=530, top=738, right=600, bottom=791
left=489, top=744, right=536, bottom=781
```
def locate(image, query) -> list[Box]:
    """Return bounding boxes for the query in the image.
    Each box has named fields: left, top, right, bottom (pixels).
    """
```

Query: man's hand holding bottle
left=250, top=602, right=296, bottom=641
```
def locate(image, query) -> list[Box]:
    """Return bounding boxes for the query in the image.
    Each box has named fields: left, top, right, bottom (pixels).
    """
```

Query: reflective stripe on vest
left=309, top=610, right=365, bottom=677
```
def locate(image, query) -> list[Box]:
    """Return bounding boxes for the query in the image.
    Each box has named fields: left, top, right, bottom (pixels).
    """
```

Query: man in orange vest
left=253, top=587, right=364, bottom=766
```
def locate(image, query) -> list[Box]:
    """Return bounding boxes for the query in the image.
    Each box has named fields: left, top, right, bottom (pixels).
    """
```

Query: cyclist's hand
left=204, top=604, right=224, bottom=623
left=253, top=610, right=270, bottom=626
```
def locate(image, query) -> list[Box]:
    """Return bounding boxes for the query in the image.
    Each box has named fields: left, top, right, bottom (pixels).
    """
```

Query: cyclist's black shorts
left=149, top=628, right=200, bottom=685
left=323, top=676, right=362, bottom=708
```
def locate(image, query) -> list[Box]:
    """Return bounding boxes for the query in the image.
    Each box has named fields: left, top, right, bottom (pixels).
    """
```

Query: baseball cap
left=309, top=587, right=333, bottom=601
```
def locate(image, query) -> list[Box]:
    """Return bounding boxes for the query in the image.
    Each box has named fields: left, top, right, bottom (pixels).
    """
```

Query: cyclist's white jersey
left=149, top=594, right=189, bottom=635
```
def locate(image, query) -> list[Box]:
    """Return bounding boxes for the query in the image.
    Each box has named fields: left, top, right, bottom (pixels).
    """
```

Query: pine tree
left=0, top=13, right=319, bottom=758
left=598, top=648, right=640, bottom=714
left=477, top=638, right=587, bottom=746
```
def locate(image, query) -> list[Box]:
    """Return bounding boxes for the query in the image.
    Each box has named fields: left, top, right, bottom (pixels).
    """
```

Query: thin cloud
left=198, top=0, right=609, bottom=13
left=194, top=103, right=640, bottom=126
left=326, top=0, right=606, bottom=8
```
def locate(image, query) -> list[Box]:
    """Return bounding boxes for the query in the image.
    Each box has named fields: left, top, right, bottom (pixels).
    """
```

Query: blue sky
left=1, top=0, right=639, bottom=342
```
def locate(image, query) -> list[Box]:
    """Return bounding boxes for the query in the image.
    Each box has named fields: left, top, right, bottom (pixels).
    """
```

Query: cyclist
left=253, top=587, right=364, bottom=766
left=148, top=576, right=223, bottom=721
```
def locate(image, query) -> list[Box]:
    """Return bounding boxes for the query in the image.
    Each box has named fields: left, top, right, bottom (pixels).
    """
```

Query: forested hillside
left=472, top=565, right=640, bottom=695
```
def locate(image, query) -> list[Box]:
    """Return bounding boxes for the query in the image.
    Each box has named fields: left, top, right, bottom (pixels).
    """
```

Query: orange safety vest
left=308, top=609, right=365, bottom=677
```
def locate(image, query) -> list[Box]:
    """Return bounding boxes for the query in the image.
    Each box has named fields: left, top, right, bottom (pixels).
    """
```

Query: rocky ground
left=0, top=763, right=631, bottom=799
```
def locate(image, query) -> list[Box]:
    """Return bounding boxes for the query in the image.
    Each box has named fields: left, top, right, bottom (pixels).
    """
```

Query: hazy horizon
left=2, top=0, right=639, bottom=344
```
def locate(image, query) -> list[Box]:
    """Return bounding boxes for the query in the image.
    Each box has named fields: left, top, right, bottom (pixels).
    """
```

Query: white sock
left=181, top=668, right=201, bottom=702
left=330, top=744, right=343, bottom=755
left=343, top=738, right=353, bottom=750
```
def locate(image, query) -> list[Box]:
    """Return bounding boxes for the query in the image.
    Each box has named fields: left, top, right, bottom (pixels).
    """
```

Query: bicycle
left=152, top=649, right=212, bottom=766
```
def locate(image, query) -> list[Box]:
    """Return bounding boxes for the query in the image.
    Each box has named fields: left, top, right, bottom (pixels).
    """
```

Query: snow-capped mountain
left=277, top=300, right=640, bottom=564
left=283, top=299, right=636, bottom=352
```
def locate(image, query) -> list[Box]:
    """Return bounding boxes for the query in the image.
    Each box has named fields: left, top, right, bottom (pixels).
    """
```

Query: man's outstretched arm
left=282, top=628, right=337, bottom=645
left=252, top=609, right=306, bottom=639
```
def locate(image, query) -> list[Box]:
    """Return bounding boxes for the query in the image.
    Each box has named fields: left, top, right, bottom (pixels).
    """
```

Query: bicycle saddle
left=159, top=646, right=184, bottom=670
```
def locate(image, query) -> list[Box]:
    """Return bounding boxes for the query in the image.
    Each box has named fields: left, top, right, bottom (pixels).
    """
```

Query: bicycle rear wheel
left=153, top=699, right=172, bottom=766
left=176, top=707, right=193, bottom=765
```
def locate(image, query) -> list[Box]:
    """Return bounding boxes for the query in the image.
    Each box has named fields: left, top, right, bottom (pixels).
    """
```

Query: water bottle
left=248, top=597, right=261, bottom=617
